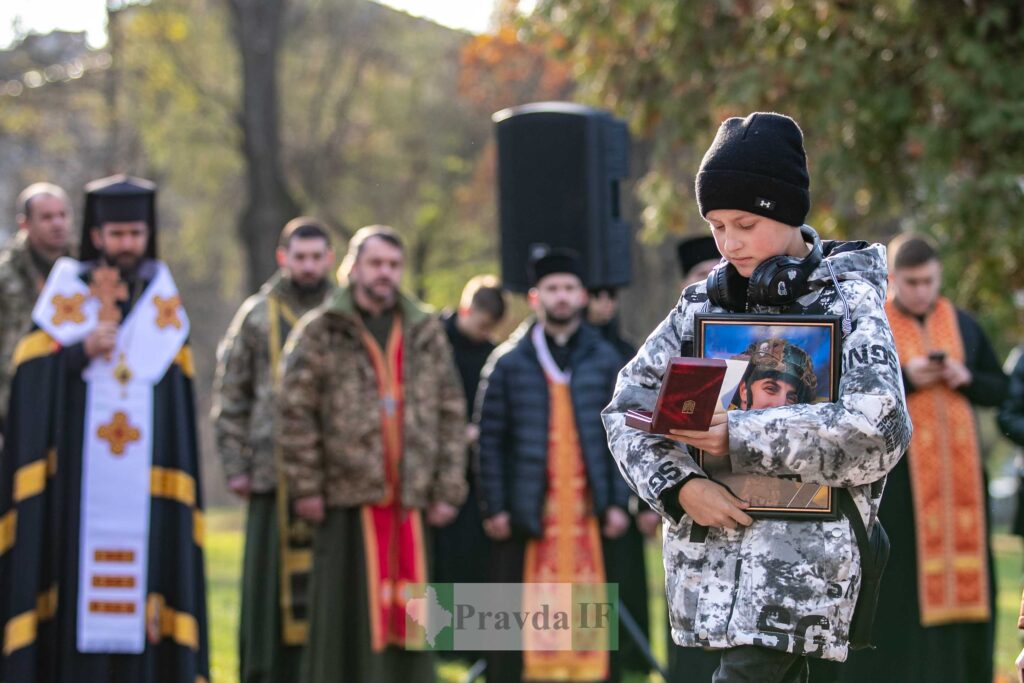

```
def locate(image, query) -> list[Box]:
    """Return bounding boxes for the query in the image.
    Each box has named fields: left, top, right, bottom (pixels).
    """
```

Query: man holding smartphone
left=840, top=234, right=1008, bottom=683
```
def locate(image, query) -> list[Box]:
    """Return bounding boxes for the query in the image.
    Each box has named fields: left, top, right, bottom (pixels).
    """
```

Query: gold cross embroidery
left=97, top=411, right=141, bottom=456
left=153, top=295, right=182, bottom=330
left=89, top=266, right=127, bottom=324
left=51, top=293, right=87, bottom=325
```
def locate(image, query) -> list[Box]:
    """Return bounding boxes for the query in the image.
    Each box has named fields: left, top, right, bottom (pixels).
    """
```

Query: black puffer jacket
left=475, top=320, right=630, bottom=537
left=998, top=349, right=1024, bottom=445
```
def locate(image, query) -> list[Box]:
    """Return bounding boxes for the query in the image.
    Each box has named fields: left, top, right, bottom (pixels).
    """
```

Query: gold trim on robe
left=10, top=330, right=59, bottom=370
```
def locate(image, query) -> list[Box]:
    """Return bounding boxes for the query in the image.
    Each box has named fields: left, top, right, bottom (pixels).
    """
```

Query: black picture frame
left=693, top=313, right=843, bottom=520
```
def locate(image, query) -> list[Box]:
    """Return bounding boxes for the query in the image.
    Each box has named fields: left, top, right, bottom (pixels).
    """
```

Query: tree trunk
left=226, top=0, right=300, bottom=292
left=104, top=5, right=121, bottom=174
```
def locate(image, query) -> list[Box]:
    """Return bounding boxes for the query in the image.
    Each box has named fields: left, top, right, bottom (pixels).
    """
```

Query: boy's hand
left=669, top=411, right=729, bottom=456
left=678, top=478, right=752, bottom=530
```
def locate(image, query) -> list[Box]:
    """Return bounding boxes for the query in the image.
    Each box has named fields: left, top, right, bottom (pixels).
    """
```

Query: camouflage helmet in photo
left=741, top=337, right=818, bottom=403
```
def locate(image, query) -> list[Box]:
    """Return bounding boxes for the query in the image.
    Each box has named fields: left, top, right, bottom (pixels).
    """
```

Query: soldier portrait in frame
left=694, top=313, right=843, bottom=519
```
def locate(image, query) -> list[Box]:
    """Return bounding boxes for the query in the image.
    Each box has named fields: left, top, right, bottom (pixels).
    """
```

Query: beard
left=102, top=250, right=143, bottom=280
left=542, top=304, right=581, bottom=326
left=356, top=278, right=398, bottom=308
left=290, top=275, right=328, bottom=295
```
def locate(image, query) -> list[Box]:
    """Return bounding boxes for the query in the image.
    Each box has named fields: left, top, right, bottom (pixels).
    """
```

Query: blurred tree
left=116, top=0, right=243, bottom=289
left=459, top=25, right=573, bottom=115
left=278, top=0, right=494, bottom=303
left=529, top=0, right=1024, bottom=344
left=227, top=0, right=301, bottom=291
left=113, top=0, right=499, bottom=306
left=448, top=12, right=575, bottom=308
left=0, top=66, right=109, bottom=224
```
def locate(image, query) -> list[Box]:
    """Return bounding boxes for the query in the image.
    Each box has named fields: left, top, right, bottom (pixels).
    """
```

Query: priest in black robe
left=838, top=235, right=1007, bottom=683
left=433, top=275, right=506, bottom=591
left=0, top=175, right=209, bottom=683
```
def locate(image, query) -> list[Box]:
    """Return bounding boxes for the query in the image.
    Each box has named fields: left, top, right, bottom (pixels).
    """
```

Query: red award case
left=625, top=357, right=728, bottom=434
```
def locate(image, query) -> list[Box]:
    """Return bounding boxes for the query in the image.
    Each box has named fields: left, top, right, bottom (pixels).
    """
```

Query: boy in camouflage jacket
left=603, top=113, right=911, bottom=682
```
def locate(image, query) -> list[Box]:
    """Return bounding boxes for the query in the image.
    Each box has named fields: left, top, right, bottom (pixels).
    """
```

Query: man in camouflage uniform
left=733, top=339, right=817, bottom=410
left=0, top=182, right=72, bottom=434
left=278, top=225, right=466, bottom=683
left=212, top=218, right=336, bottom=683
left=604, top=113, right=911, bottom=682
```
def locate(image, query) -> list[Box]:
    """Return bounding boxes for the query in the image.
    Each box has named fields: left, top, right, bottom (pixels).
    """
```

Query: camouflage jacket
left=603, top=241, right=912, bottom=662
left=278, top=286, right=467, bottom=509
left=0, top=232, right=51, bottom=429
left=211, top=273, right=334, bottom=493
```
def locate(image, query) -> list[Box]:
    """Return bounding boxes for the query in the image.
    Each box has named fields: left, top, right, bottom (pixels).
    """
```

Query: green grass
left=205, top=506, right=1024, bottom=682
left=206, top=507, right=244, bottom=683
left=994, top=533, right=1023, bottom=683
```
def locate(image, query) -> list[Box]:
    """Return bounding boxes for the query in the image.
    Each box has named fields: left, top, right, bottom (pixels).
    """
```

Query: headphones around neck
left=706, top=224, right=823, bottom=312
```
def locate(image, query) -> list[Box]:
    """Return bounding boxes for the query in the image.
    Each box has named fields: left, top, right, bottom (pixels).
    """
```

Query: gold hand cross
left=89, top=266, right=127, bottom=324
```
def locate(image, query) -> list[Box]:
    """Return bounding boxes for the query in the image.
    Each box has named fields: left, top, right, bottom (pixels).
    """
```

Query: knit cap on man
left=695, top=112, right=810, bottom=227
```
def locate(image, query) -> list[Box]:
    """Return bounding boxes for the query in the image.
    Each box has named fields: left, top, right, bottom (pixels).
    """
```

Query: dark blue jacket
left=475, top=320, right=630, bottom=538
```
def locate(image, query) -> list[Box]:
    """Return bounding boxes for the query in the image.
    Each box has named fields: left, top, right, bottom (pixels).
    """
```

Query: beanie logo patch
left=756, top=197, right=776, bottom=211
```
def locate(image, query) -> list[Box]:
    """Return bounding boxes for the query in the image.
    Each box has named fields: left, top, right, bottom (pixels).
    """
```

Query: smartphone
left=928, top=350, right=947, bottom=364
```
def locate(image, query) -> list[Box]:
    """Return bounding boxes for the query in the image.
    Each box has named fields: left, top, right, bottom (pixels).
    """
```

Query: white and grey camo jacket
left=602, top=241, right=912, bottom=662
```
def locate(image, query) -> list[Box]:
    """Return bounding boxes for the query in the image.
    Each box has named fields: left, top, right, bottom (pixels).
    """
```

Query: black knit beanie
left=695, top=112, right=810, bottom=227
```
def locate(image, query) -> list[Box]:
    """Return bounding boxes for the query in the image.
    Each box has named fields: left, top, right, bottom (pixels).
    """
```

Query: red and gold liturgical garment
left=359, top=317, right=428, bottom=651
left=886, top=296, right=990, bottom=626
left=522, top=373, right=609, bottom=681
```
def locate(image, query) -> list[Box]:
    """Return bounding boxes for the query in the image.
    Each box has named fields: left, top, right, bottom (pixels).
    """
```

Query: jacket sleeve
left=999, top=352, right=1024, bottom=446
left=210, top=304, right=256, bottom=481
left=603, top=359, right=632, bottom=510
left=475, top=350, right=510, bottom=519
left=428, top=322, right=468, bottom=507
left=602, top=293, right=708, bottom=522
left=957, top=310, right=1008, bottom=408
left=277, top=313, right=327, bottom=500
left=727, top=281, right=912, bottom=487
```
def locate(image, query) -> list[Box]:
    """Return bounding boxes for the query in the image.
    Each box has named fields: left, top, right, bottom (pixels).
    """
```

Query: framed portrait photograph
left=693, top=313, right=843, bottom=520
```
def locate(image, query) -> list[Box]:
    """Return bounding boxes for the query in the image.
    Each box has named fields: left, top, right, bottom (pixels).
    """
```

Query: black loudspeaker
left=493, top=102, right=631, bottom=293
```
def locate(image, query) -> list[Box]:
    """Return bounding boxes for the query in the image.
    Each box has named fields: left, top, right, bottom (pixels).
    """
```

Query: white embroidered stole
left=34, top=259, right=189, bottom=653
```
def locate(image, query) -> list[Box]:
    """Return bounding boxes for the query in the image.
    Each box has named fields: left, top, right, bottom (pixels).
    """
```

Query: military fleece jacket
left=603, top=241, right=912, bottom=662
left=0, top=232, right=53, bottom=429
left=278, top=286, right=468, bottom=509
left=211, top=272, right=334, bottom=493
